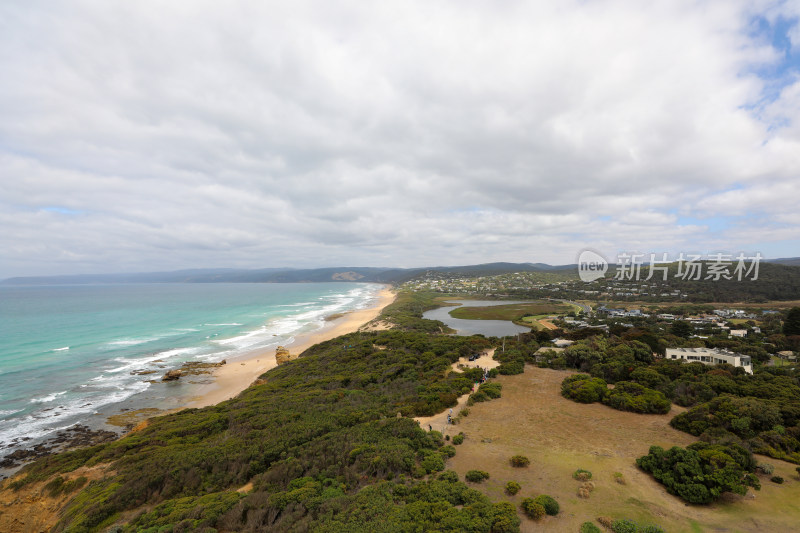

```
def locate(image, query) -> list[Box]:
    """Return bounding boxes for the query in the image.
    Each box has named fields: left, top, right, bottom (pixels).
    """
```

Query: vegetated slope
left=4, top=294, right=525, bottom=532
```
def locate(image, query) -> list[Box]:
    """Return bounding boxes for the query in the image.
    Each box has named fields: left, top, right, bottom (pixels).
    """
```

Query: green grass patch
left=449, top=302, right=572, bottom=321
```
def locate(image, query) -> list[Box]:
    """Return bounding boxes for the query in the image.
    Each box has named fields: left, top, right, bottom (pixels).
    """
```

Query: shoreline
left=185, top=286, right=396, bottom=408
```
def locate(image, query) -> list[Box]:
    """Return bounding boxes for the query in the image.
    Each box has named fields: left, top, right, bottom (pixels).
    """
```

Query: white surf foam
left=30, top=391, right=67, bottom=404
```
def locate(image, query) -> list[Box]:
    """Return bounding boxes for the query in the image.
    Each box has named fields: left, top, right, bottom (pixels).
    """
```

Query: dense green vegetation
left=449, top=301, right=571, bottom=322
left=636, top=442, right=760, bottom=503
left=9, top=292, right=524, bottom=532
left=560, top=374, right=670, bottom=414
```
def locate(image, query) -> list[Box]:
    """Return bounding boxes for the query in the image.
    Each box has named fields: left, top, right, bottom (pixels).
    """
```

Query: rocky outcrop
left=160, top=360, right=226, bottom=382
left=275, top=346, right=297, bottom=365
left=162, top=369, right=182, bottom=381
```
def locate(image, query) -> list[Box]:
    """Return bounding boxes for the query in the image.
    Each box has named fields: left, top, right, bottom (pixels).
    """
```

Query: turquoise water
left=0, top=282, right=382, bottom=454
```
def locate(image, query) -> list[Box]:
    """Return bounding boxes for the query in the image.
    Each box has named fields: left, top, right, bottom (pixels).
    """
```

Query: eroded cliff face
left=0, top=463, right=115, bottom=533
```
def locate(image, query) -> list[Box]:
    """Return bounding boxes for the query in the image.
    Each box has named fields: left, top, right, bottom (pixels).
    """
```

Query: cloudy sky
left=1, top=1, right=799, bottom=278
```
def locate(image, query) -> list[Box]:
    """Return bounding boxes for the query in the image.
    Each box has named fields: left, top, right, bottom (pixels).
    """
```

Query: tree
left=784, top=307, right=800, bottom=336
left=671, top=321, right=694, bottom=338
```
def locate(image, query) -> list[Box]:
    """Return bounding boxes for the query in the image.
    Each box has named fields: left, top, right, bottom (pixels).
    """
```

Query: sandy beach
left=187, top=286, right=396, bottom=408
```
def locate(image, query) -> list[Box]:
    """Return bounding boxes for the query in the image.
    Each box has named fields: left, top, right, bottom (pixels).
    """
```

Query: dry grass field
left=445, top=366, right=800, bottom=532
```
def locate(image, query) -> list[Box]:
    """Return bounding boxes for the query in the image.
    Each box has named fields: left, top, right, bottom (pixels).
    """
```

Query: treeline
left=8, top=294, right=522, bottom=532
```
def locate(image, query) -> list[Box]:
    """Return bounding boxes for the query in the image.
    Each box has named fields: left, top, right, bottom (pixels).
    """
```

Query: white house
left=665, top=347, right=753, bottom=374
left=730, top=329, right=747, bottom=338
left=552, top=338, right=574, bottom=348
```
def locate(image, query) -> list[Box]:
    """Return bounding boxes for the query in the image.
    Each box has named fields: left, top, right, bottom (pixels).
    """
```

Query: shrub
left=636, top=442, right=760, bottom=503
left=602, top=381, right=671, bottom=414
left=420, top=452, right=445, bottom=474
left=438, top=470, right=459, bottom=483
left=479, top=382, right=502, bottom=399
left=561, top=374, right=607, bottom=403
left=498, top=359, right=525, bottom=375
left=491, top=501, right=521, bottom=533
left=533, top=494, right=559, bottom=515
left=452, top=432, right=465, bottom=445
left=505, top=481, right=521, bottom=495
left=440, top=445, right=456, bottom=458
left=465, top=470, right=490, bottom=483
left=758, top=463, right=775, bottom=475
left=510, top=455, right=530, bottom=468
left=611, top=519, right=638, bottom=533
left=580, top=481, right=595, bottom=492
left=577, top=487, right=590, bottom=498
left=613, top=472, right=626, bottom=484
left=573, top=468, right=592, bottom=480
left=520, top=498, right=545, bottom=520
left=640, top=525, right=666, bottom=533
left=771, top=476, right=785, bottom=484
left=581, top=522, right=602, bottom=533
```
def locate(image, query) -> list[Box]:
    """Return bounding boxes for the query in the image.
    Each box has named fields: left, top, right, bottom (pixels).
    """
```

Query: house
left=730, top=329, right=747, bottom=338
left=777, top=351, right=797, bottom=362
left=552, top=338, right=574, bottom=348
left=665, top=347, right=752, bottom=374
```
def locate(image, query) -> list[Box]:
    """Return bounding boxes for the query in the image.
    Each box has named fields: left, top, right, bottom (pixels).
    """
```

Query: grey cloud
left=0, top=0, right=799, bottom=277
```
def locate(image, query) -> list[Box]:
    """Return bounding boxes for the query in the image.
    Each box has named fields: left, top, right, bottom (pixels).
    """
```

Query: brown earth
left=0, top=463, right=114, bottom=533
left=446, top=366, right=800, bottom=532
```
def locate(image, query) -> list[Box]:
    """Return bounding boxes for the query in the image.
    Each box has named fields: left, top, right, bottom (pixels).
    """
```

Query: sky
left=1, top=1, right=799, bottom=278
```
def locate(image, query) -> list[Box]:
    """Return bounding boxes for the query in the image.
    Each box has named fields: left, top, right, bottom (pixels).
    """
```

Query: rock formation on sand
left=275, top=346, right=297, bottom=365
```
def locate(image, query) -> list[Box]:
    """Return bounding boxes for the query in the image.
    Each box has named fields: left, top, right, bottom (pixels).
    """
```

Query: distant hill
left=767, top=257, right=800, bottom=267
left=1, top=262, right=577, bottom=285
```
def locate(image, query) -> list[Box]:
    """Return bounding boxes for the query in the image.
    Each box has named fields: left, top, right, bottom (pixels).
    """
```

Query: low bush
left=602, top=381, right=671, bottom=414
left=613, top=472, right=626, bottom=484
left=771, top=476, right=785, bottom=484
left=505, top=481, right=521, bottom=495
left=533, top=494, right=559, bottom=515
left=581, top=522, right=602, bottom=533
left=637, top=442, right=760, bottom=503
left=611, top=518, right=638, bottom=533
left=439, top=445, right=456, bottom=458
left=465, top=470, right=490, bottom=483
left=510, top=455, right=530, bottom=468
left=640, top=525, right=666, bottom=533
left=491, top=501, right=521, bottom=533
left=438, top=470, right=459, bottom=482
left=479, top=382, right=502, bottom=399
left=758, top=463, right=775, bottom=475
left=520, top=498, right=545, bottom=520
left=573, top=468, right=592, bottom=480
left=452, top=432, right=465, bottom=445
left=561, top=374, right=607, bottom=403
left=420, top=452, right=445, bottom=474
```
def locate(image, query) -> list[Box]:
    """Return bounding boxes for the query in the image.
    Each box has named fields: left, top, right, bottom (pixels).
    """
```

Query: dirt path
left=538, top=319, right=558, bottom=330
left=414, top=349, right=498, bottom=435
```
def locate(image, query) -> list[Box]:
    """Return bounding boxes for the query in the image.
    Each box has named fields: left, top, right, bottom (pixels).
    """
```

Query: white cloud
left=0, top=0, right=798, bottom=277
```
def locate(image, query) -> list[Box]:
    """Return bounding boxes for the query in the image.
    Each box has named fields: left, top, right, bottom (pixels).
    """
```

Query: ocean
left=0, top=282, right=383, bottom=458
